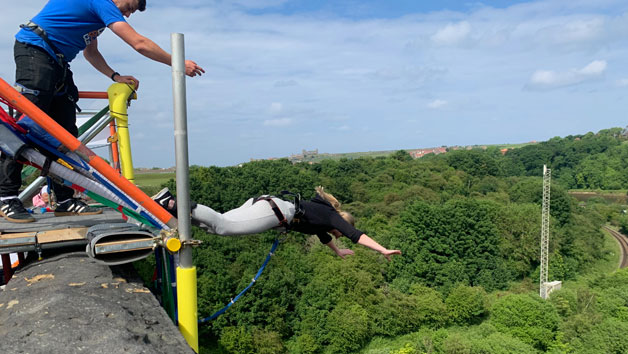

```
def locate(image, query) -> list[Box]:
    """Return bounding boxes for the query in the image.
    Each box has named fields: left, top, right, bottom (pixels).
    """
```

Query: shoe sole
left=0, top=210, right=36, bottom=223
left=152, top=187, right=170, bottom=200
left=54, top=209, right=103, bottom=217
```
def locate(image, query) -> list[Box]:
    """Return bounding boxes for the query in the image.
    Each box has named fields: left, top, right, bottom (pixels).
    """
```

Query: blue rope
left=199, top=238, right=280, bottom=323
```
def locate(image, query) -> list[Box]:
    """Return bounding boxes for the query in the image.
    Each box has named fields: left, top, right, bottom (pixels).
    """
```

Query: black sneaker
left=152, top=187, right=177, bottom=216
left=151, top=188, right=197, bottom=217
left=54, top=198, right=103, bottom=217
left=0, top=198, right=35, bottom=223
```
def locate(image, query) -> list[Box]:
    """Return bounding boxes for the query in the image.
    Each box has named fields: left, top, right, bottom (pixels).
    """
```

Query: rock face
left=0, top=253, right=194, bottom=354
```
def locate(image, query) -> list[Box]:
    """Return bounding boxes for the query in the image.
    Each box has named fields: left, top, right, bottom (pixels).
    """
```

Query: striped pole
left=171, top=33, right=198, bottom=353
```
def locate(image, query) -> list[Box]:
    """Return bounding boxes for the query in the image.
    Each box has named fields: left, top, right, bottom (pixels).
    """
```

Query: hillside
left=144, top=126, right=628, bottom=353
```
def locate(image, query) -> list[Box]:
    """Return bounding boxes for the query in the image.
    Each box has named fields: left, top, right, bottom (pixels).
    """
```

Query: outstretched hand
left=381, top=249, right=402, bottom=261
left=336, top=248, right=355, bottom=259
left=185, top=60, right=205, bottom=77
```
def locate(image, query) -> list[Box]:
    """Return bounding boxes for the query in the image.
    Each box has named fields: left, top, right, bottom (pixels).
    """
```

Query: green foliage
left=325, top=303, right=371, bottom=353
left=252, top=328, right=286, bottom=354
left=219, top=326, right=254, bottom=354
left=389, top=343, right=419, bottom=354
left=445, top=285, right=487, bottom=325
left=178, top=128, right=626, bottom=353
left=388, top=198, right=508, bottom=291
left=568, top=317, right=628, bottom=353
left=372, top=285, right=447, bottom=337
left=490, top=293, right=560, bottom=350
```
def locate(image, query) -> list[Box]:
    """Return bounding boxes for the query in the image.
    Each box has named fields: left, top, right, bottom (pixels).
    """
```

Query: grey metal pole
left=171, top=33, right=193, bottom=268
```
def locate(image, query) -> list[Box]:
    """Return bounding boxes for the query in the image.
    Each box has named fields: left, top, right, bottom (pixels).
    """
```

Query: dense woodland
left=153, top=127, right=628, bottom=353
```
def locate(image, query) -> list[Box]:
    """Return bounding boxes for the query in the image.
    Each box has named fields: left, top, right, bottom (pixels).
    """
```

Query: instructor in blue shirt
left=0, top=0, right=205, bottom=223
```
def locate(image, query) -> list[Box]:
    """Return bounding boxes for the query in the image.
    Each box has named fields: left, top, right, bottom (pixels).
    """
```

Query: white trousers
left=191, top=196, right=295, bottom=236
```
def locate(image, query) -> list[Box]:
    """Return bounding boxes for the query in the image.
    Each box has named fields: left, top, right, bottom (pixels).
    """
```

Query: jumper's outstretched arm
left=357, top=234, right=402, bottom=261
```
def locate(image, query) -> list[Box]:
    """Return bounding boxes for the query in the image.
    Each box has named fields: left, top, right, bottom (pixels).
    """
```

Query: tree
left=489, top=294, right=560, bottom=351
left=325, top=303, right=371, bottom=354
left=445, top=284, right=487, bottom=325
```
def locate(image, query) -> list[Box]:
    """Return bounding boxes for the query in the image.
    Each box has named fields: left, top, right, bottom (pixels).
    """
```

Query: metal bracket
left=182, top=239, right=202, bottom=247
left=107, top=133, right=118, bottom=143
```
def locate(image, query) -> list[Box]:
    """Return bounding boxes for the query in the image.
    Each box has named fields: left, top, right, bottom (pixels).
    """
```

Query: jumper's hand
left=114, top=75, right=140, bottom=90
left=381, top=249, right=402, bottom=261
left=336, top=248, right=355, bottom=259
left=185, top=60, right=205, bottom=77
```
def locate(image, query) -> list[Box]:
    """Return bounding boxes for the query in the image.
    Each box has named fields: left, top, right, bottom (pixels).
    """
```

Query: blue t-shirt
left=15, top=0, right=125, bottom=63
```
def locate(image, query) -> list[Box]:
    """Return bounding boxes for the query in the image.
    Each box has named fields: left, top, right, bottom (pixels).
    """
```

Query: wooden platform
left=0, top=208, right=123, bottom=234
left=0, top=208, right=124, bottom=253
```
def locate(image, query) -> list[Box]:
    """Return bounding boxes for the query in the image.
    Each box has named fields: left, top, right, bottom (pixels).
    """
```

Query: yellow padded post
left=107, top=83, right=137, bottom=183
left=177, top=266, right=199, bottom=353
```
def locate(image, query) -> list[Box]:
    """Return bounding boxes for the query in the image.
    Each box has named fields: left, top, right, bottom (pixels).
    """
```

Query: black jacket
left=289, top=194, right=363, bottom=244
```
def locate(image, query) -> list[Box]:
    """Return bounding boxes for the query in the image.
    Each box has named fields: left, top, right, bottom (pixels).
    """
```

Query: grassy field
left=133, top=171, right=175, bottom=195
left=569, top=190, right=628, bottom=204
left=557, top=224, right=622, bottom=291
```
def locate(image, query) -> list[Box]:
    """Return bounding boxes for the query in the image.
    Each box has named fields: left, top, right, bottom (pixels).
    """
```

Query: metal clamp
left=182, top=239, right=203, bottom=247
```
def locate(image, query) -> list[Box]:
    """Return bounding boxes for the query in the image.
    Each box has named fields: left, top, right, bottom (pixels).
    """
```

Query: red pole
left=2, top=254, right=12, bottom=284
left=78, top=91, right=108, bottom=99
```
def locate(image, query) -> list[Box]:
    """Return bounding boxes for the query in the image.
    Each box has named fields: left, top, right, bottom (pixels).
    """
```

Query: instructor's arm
left=108, top=21, right=205, bottom=77
left=84, top=39, right=139, bottom=87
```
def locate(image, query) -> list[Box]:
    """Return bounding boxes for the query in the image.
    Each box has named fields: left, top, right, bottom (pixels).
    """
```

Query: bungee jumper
left=153, top=186, right=402, bottom=260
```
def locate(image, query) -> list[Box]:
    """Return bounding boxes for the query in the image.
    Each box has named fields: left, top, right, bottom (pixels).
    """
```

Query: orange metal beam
left=109, top=121, right=121, bottom=174
left=0, top=78, right=176, bottom=229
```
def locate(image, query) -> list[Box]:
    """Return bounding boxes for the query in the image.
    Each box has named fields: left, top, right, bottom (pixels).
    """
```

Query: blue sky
left=1, top=0, right=627, bottom=167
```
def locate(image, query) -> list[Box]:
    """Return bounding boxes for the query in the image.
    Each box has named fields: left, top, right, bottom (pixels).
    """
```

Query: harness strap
left=280, top=190, right=304, bottom=218
left=19, top=21, right=68, bottom=95
left=253, top=196, right=289, bottom=228
left=40, top=157, right=52, bottom=177
left=20, top=21, right=66, bottom=66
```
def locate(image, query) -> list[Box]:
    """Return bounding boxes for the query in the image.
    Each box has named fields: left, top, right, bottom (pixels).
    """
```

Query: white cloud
left=427, top=99, right=448, bottom=109
left=263, top=118, right=292, bottom=126
left=431, top=21, right=471, bottom=45
left=536, top=18, right=605, bottom=45
left=617, top=78, right=628, bottom=87
left=527, top=60, right=607, bottom=89
left=580, top=60, right=607, bottom=75
left=269, top=102, right=283, bottom=115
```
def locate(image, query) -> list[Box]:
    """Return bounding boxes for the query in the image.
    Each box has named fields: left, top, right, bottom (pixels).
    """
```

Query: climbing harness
left=253, top=195, right=289, bottom=228
left=19, top=21, right=80, bottom=110
left=19, top=21, right=67, bottom=68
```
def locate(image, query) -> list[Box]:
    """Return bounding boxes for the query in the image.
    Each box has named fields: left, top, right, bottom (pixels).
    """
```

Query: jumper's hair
left=315, top=186, right=355, bottom=226
left=138, top=0, right=146, bottom=11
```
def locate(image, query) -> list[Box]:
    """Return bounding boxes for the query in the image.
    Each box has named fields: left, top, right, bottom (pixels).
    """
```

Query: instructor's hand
left=114, top=74, right=140, bottom=90
left=185, top=60, right=205, bottom=77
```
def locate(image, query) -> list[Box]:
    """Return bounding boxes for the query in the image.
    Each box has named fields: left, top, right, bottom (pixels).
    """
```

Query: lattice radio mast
left=540, top=165, right=551, bottom=299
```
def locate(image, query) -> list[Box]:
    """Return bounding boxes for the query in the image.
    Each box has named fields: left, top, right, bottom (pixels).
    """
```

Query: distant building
left=408, top=147, right=447, bottom=159
left=289, top=148, right=319, bottom=161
